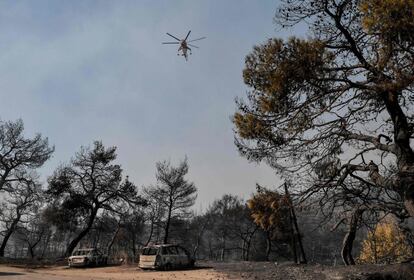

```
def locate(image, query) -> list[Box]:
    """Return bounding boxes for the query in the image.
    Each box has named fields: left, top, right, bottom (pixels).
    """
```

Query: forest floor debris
left=0, top=261, right=413, bottom=280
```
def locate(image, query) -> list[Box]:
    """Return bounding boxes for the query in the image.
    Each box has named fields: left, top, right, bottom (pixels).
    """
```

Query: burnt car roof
left=142, top=244, right=177, bottom=248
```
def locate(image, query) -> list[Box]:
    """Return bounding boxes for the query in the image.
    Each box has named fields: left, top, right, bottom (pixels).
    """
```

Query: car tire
left=164, top=263, right=172, bottom=271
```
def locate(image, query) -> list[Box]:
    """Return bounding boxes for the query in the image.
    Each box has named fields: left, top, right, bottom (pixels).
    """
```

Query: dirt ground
left=0, top=264, right=222, bottom=280
left=1, top=261, right=414, bottom=280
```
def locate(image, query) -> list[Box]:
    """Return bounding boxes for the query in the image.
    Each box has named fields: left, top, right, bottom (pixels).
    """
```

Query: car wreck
left=139, top=244, right=195, bottom=270
left=68, top=248, right=108, bottom=267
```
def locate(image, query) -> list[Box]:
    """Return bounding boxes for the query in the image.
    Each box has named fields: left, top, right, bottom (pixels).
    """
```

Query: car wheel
left=164, top=263, right=172, bottom=271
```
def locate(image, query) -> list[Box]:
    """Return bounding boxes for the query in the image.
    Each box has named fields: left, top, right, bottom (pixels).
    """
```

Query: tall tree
left=142, top=187, right=166, bottom=245
left=247, top=186, right=292, bottom=261
left=358, top=219, right=413, bottom=264
left=207, top=194, right=243, bottom=261
left=14, top=208, right=51, bottom=259
left=233, top=0, right=414, bottom=217
left=122, top=210, right=145, bottom=258
left=206, top=194, right=258, bottom=261
left=0, top=119, right=53, bottom=192
left=0, top=179, right=42, bottom=257
left=147, top=158, right=197, bottom=244
left=46, top=141, right=144, bottom=256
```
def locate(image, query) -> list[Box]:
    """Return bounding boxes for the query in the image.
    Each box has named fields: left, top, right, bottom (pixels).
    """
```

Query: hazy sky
left=0, top=0, right=306, bottom=209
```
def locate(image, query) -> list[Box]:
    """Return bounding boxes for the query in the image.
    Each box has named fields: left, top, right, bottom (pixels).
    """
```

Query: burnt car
left=68, top=248, right=108, bottom=267
left=138, top=244, right=195, bottom=270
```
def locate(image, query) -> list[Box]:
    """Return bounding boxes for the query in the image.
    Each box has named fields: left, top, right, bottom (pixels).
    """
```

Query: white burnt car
left=138, top=244, right=195, bottom=270
left=68, top=248, right=108, bottom=267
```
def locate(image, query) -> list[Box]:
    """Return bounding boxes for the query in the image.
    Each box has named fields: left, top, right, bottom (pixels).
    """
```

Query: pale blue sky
left=0, top=0, right=306, bottom=209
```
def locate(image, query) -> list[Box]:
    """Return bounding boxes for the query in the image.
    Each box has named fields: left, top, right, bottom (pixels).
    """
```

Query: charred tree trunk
left=40, top=231, right=51, bottom=258
left=0, top=213, right=21, bottom=257
left=28, top=246, right=34, bottom=258
left=401, top=172, right=414, bottom=217
left=241, top=240, right=246, bottom=261
left=381, top=91, right=414, bottom=217
left=0, top=228, right=15, bottom=257
left=265, top=232, right=272, bottom=261
left=292, top=212, right=307, bottom=264
left=145, top=218, right=155, bottom=246
left=290, top=229, right=298, bottom=264
left=27, top=230, right=45, bottom=258
left=285, top=183, right=307, bottom=264
left=208, top=239, right=213, bottom=259
left=192, top=217, right=209, bottom=258
left=341, top=208, right=364, bottom=266
left=244, top=225, right=258, bottom=261
left=245, top=236, right=252, bottom=261
left=107, top=220, right=121, bottom=255
left=64, top=207, right=98, bottom=257
left=284, top=184, right=299, bottom=264
left=220, top=237, right=226, bottom=261
left=131, top=234, right=137, bottom=260
left=163, top=200, right=173, bottom=244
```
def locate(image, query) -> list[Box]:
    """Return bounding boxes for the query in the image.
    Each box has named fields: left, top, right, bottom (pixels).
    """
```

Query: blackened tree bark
left=220, top=237, right=226, bottom=261
left=192, top=215, right=211, bottom=258
left=288, top=222, right=298, bottom=264
left=106, top=218, right=121, bottom=255
left=163, top=198, right=173, bottom=244
left=40, top=231, right=51, bottom=258
left=0, top=212, right=21, bottom=257
left=265, top=232, right=272, bottom=261
left=27, top=234, right=43, bottom=259
left=285, top=183, right=307, bottom=264
left=341, top=208, right=364, bottom=266
left=65, top=207, right=98, bottom=257
left=241, top=225, right=258, bottom=261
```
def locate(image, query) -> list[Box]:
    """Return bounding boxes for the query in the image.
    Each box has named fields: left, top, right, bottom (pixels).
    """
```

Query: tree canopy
left=247, top=186, right=290, bottom=237
left=358, top=220, right=413, bottom=264
left=46, top=141, right=143, bottom=256
left=0, top=119, right=53, bottom=192
left=233, top=0, right=414, bottom=217
left=145, top=158, right=197, bottom=244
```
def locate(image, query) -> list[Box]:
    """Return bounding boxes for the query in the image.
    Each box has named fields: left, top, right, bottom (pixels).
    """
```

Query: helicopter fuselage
left=178, top=40, right=190, bottom=60
left=163, top=31, right=205, bottom=61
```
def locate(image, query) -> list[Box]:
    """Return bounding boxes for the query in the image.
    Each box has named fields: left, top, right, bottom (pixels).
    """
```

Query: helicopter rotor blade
left=189, top=37, right=206, bottom=42
left=188, top=44, right=199, bottom=48
left=162, top=42, right=180, bottom=44
left=184, top=30, right=191, bottom=41
left=166, top=33, right=181, bottom=41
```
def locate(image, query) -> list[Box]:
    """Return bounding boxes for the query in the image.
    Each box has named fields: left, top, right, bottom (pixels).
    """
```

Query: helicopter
left=162, top=31, right=206, bottom=61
